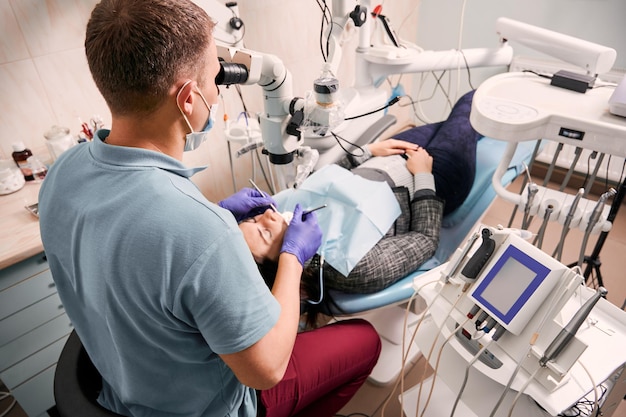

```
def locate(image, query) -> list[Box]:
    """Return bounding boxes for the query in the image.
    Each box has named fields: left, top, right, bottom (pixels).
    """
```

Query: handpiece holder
left=539, top=287, right=607, bottom=367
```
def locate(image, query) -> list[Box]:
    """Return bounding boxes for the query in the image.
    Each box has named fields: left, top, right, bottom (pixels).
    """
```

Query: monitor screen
left=471, top=244, right=551, bottom=326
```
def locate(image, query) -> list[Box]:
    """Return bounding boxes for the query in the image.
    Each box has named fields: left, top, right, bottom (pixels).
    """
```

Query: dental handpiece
left=539, top=287, right=607, bottom=367
left=585, top=188, right=616, bottom=234
left=534, top=204, right=553, bottom=249
left=522, top=183, right=539, bottom=230
left=553, top=188, right=584, bottom=260
left=443, top=231, right=480, bottom=283
left=578, top=188, right=616, bottom=267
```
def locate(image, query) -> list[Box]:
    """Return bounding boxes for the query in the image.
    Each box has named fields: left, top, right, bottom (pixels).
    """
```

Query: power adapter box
left=550, top=70, right=595, bottom=93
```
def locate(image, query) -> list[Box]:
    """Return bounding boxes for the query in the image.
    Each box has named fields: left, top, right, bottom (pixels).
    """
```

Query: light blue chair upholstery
left=325, top=137, right=538, bottom=315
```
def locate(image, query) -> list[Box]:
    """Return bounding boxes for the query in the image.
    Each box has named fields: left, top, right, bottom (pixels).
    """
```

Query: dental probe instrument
left=249, top=179, right=280, bottom=214
left=302, top=204, right=327, bottom=220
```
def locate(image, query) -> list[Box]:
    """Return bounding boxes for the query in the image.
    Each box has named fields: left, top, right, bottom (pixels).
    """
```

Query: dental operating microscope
left=204, top=0, right=514, bottom=190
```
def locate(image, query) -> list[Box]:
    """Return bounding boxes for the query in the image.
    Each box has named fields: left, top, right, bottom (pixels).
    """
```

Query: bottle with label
left=11, top=142, right=34, bottom=181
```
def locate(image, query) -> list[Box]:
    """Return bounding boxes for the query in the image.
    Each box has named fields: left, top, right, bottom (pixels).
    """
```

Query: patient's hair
left=85, top=0, right=215, bottom=116
left=257, top=255, right=342, bottom=330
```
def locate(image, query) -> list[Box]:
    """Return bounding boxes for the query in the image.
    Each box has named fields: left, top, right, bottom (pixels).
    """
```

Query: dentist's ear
left=175, top=80, right=195, bottom=115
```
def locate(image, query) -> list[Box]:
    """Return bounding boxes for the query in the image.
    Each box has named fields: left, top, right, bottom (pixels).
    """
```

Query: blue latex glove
left=281, top=204, right=323, bottom=266
left=218, top=187, right=277, bottom=222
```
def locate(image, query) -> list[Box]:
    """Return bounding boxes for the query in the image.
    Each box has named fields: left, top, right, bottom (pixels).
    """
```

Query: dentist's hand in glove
left=281, top=204, right=323, bottom=266
left=218, top=187, right=277, bottom=222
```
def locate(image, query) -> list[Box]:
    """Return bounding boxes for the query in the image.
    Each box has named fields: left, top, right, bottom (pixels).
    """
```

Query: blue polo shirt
left=39, top=130, right=280, bottom=416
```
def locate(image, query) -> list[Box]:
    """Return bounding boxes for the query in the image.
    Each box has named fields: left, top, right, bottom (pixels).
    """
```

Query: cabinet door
left=0, top=269, right=57, bottom=322
left=0, top=314, right=72, bottom=373
left=0, top=293, right=65, bottom=346
left=0, top=253, right=48, bottom=291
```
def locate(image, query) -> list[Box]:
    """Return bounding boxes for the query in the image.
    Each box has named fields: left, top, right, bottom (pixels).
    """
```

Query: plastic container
left=12, top=142, right=34, bottom=181
left=0, top=162, right=25, bottom=195
left=44, top=125, right=75, bottom=161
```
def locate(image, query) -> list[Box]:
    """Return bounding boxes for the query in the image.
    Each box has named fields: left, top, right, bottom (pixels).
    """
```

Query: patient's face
left=239, top=209, right=288, bottom=264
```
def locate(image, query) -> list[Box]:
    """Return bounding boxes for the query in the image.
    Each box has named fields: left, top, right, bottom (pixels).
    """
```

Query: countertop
left=0, top=181, right=43, bottom=270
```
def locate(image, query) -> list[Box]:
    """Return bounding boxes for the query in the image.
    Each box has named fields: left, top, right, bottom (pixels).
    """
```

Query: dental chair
left=325, top=136, right=537, bottom=315
left=325, top=135, right=538, bottom=385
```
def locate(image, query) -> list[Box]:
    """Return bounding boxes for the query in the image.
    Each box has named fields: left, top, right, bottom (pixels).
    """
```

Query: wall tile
left=0, top=0, right=420, bottom=194
left=33, top=47, right=110, bottom=141
left=0, top=0, right=29, bottom=63
left=0, top=59, right=56, bottom=160
left=10, top=0, right=97, bottom=57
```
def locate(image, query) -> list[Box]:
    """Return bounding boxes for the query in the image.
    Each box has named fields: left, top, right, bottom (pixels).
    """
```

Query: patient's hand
left=405, top=148, right=433, bottom=175
left=368, top=139, right=419, bottom=157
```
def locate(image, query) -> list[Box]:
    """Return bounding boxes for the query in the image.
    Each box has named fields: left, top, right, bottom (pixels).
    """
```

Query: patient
left=238, top=90, right=480, bottom=313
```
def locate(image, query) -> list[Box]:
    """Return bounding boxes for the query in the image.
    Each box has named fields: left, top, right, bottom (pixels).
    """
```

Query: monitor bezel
left=470, top=244, right=552, bottom=325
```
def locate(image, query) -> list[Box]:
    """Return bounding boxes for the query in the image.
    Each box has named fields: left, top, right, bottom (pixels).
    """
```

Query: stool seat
left=54, top=329, right=126, bottom=417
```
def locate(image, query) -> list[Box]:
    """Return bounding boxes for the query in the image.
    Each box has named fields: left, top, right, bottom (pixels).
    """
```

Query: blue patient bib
left=274, top=164, right=401, bottom=276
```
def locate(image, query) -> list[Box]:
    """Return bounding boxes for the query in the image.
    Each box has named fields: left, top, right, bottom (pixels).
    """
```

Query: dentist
left=38, top=1, right=380, bottom=416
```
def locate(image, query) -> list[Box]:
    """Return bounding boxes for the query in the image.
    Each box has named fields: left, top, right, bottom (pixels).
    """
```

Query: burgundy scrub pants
left=258, top=318, right=381, bottom=417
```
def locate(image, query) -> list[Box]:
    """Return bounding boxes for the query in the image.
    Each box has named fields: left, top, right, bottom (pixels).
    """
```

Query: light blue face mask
left=177, top=80, right=218, bottom=152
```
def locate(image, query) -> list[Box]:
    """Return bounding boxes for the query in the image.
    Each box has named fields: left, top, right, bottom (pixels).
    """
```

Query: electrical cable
left=344, top=96, right=401, bottom=120
left=489, top=270, right=582, bottom=417
left=522, top=69, right=553, bottom=80
left=449, top=339, right=494, bottom=417
left=329, top=131, right=367, bottom=159
left=397, top=92, right=435, bottom=125
left=577, top=359, right=599, bottom=417
left=453, top=0, right=469, bottom=105
left=397, top=290, right=423, bottom=416
left=559, top=385, right=607, bottom=417
left=459, top=49, right=476, bottom=90
left=378, top=279, right=439, bottom=417
left=378, top=290, right=422, bottom=417
left=326, top=96, right=402, bottom=160
left=419, top=317, right=471, bottom=417
left=400, top=281, right=442, bottom=414
left=506, top=367, right=541, bottom=417
left=0, top=391, right=16, bottom=417
left=316, top=0, right=333, bottom=62
left=306, top=255, right=325, bottom=304
left=413, top=290, right=465, bottom=417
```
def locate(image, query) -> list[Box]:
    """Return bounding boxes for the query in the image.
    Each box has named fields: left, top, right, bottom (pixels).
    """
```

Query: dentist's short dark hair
left=85, top=0, right=215, bottom=116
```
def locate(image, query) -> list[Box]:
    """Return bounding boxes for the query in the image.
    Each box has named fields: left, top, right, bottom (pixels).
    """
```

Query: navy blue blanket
left=392, top=90, right=480, bottom=215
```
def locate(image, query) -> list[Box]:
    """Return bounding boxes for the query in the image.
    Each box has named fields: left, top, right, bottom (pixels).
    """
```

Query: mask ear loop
left=306, top=254, right=325, bottom=305
left=177, top=80, right=195, bottom=133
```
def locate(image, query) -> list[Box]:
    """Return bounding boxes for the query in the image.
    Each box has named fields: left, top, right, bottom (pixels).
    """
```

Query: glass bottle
left=11, top=142, right=34, bottom=181
left=28, top=156, right=47, bottom=182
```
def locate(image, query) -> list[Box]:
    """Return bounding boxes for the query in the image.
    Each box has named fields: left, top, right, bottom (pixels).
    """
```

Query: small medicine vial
left=27, top=156, right=47, bottom=182
left=11, top=141, right=34, bottom=181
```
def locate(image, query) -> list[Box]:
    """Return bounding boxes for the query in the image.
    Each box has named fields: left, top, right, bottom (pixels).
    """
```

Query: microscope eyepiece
left=215, top=60, right=249, bottom=85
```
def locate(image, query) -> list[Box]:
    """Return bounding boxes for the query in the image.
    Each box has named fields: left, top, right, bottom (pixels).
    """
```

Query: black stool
left=54, top=330, right=125, bottom=417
